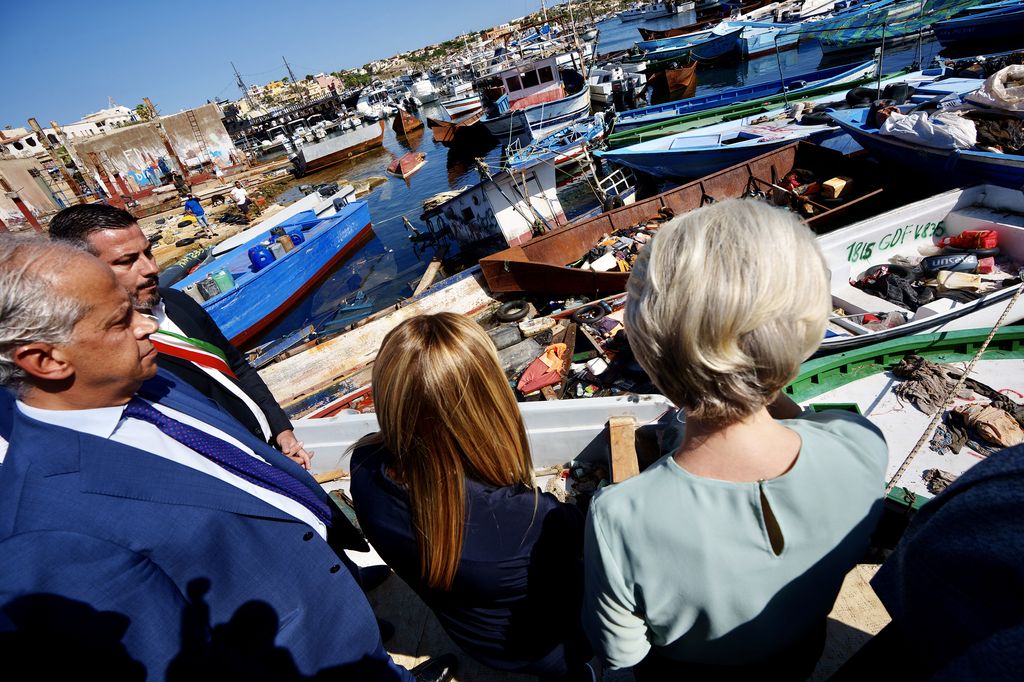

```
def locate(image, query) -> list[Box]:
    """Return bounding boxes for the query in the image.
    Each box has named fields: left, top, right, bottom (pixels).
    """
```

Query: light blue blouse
left=583, top=410, right=887, bottom=669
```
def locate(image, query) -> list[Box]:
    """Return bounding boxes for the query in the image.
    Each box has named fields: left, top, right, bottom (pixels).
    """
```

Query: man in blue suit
left=0, top=237, right=454, bottom=681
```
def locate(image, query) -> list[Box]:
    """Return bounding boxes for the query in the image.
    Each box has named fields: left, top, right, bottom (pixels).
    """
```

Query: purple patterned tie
left=123, top=398, right=333, bottom=527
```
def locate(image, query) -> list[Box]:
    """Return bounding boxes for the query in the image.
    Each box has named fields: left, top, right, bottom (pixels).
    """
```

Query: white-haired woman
left=582, top=199, right=888, bottom=678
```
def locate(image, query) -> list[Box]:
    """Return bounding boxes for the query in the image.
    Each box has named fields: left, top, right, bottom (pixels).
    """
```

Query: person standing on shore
left=183, top=195, right=212, bottom=237
left=231, top=181, right=252, bottom=216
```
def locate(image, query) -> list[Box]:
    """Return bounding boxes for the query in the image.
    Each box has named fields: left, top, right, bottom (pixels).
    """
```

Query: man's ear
left=12, top=343, right=73, bottom=383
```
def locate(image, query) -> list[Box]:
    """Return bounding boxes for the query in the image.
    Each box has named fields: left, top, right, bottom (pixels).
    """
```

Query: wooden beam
left=609, top=416, right=640, bottom=483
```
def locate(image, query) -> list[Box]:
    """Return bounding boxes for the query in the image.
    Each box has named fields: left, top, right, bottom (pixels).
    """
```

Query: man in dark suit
left=48, top=204, right=313, bottom=469
left=0, top=237, right=454, bottom=681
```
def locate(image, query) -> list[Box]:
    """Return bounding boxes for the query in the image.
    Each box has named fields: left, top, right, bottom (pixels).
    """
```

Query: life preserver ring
left=571, top=303, right=607, bottom=324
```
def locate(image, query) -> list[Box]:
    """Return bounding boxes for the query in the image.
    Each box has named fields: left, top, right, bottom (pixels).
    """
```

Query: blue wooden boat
left=596, top=117, right=839, bottom=179
left=506, top=115, right=607, bottom=171
left=613, top=60, right=876, bottom=131
left=627, top=27, right=743, bottom=63
left=934, top=4, right=1024, bottom=52
left=828, top=106, right=1024, bottom=190
left=173, top=201, right=374, bottom=347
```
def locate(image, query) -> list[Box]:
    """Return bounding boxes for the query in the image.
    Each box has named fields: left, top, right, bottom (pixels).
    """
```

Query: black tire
left=798, top=111, right=834, bottom=126
left=496, top=300, right=530, bottom=323
left=846, top=86, right=879, bottom=107
left=174, top=237, right=196, bottom=248
left=177, top=220, right=192, bottom=228
left=571, top=303, right=607, bottom=324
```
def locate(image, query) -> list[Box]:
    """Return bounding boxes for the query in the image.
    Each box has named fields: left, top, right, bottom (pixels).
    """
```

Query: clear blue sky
left=0, top=0, right=562, bottom=128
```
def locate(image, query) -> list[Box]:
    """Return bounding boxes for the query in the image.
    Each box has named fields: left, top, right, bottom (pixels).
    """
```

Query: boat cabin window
left=538, top=66, right=555, bottom=84
left=522, top=69, right=540, bottom=89
left=461, top=207, right=475, bottom=222
left=506, top=75, right=523, bottom=92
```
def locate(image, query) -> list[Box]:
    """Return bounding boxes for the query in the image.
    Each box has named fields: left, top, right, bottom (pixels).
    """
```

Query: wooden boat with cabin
left=637, top=0, right=774, bottom=39
left=479, top=141, right=887, bottom=296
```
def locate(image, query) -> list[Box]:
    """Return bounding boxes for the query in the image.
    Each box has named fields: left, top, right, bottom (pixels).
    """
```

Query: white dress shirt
left=16, top=399, right=326, bottom=540
left=150, top=301, right=272, bottom=440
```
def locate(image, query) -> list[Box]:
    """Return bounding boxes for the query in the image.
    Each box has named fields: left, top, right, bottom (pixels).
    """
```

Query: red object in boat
left=387, top=152, right=428, bottom=179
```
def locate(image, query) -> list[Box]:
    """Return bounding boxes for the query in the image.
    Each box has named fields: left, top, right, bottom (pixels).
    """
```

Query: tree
left=282, top=76, right=289, bottom=83
left=305, top=74, right=314, bottom=81
left=134, top=104, right=153, bottom=121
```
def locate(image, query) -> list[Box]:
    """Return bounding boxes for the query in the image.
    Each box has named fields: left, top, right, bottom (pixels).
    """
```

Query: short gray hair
left=625, top=199, right=830, bottom=426
left=0, top=236, right=91, bottom=392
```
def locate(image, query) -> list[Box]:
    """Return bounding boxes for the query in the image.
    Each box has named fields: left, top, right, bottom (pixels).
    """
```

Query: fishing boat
left=408, top=71, right=439, bottom=104
left=426, top=108, right=488, bottom=146
left=786, top=326, right=1024, bottom=511
left=619, top=1, right=695, bottom=21
left=628, top=27, right=743, bottom=63
left=386, top=151, right=427, bottom=179
left=289, top=120, right=386, bottom=177
left=610, top=60, right=876, bottom=133
left=815, top=0, right=982, bottom=54
left=598, top=114, right=843, bottom=179
left=480, top=141, right=887, bottom=296
left=209, top=183, right=356, bottom=257
left=599, top=67, right=979, bottom=178
left=588, top=63, right=648, bottom=107
left=477, top=53, right=592, bottom=140
left=172, top=200, right=375, bottom=348
left=713, top=20, right=801, bottom=58
left=933, top=4, right=1024, bottom=54
left=828, top=104, right=1024, bottom=190
left=391, top=108, right=424, bottom=136
left=636, top=0, right=774, bottom=39
left=420, top=156, right=566, bottom=249
left=439, top=91, right=484, bottom=117
left=816, top=184, right=1024, bottom=354
left=355, top=82, right=397, bottom=119
left=506, top=115, right=608, bottom=173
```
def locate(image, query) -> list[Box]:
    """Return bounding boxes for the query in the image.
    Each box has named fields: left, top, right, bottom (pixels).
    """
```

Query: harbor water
left=248, top=12, right=947, bottom=351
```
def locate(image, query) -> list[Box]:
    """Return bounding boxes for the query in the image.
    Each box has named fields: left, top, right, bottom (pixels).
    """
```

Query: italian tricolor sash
left=151, top=329, right=237, bottom=379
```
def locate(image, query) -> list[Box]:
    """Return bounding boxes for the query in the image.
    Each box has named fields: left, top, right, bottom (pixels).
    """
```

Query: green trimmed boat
left=786, top=327, right=1024, bottom=512
left=606, top=66, right=917, bottom=149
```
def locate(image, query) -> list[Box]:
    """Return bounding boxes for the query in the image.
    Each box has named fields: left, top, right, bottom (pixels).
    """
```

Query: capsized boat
left=172, top=201, right=375, bottom=348
left=426, top=108, right=487, bottom=147
left=289, top=120, right=385, bottom=177
left=480, top=141, right=888, bottom=296
left=787, top=326, right=1024, bottom=511
left=420, top=156, right=566, bottom=249
left=386, top=152, right=427, bottom=179
left=610, top=60, right=876, bottom=133
left=817, top=184, right=1024, bottom=354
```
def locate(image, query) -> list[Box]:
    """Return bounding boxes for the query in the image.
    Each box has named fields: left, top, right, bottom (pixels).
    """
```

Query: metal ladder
left=186, top=109, right=212, bottom=167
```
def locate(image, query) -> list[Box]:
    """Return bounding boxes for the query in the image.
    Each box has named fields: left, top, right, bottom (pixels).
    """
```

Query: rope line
left=885, top=275, right=1024, bottom=494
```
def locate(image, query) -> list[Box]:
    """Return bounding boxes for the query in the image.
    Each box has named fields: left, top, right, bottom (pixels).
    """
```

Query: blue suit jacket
left=0, top=370, right=410, bottom=680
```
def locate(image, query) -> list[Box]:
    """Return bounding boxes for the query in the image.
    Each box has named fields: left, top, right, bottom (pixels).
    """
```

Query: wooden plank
left=609, top=416, right=640, bottom=483
left=412, top=245, right=448, bottom=297
left=313, top=469, right=347, bottom=484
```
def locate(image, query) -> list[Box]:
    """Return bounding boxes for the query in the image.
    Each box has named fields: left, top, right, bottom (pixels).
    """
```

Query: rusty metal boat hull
left=479, top=142, right=888, bottom=296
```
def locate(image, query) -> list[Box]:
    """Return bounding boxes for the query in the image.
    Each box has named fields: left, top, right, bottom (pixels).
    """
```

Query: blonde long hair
left=363, top=312, right=534, bottom=590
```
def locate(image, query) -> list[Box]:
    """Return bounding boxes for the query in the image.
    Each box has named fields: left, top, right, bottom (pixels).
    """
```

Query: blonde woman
left=350, top=313, right=593, bottom=682
left=583, top=199, right=888, bottom=678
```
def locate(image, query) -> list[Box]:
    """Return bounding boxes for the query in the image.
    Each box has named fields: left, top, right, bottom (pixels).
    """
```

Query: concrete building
left=73, top=103, right=237, bottom=195
left=0, top=128, right=45, bottom=159
left=0, top=157, right=72, bottom=226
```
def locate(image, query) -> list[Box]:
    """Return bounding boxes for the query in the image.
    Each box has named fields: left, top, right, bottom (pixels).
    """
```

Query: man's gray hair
left=0, top=236, right=90, bottom=392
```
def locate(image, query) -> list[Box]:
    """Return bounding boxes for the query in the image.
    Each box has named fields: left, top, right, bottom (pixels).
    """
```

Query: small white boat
left=588, top=63, right=647, bottom=107
left=818, top=184, right=1024, bottom=354
left=409, top=71, right=439, bottom=103
left=440, top=91, right=483, bottom=117
left=619, top=1, right=695, bottom=21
